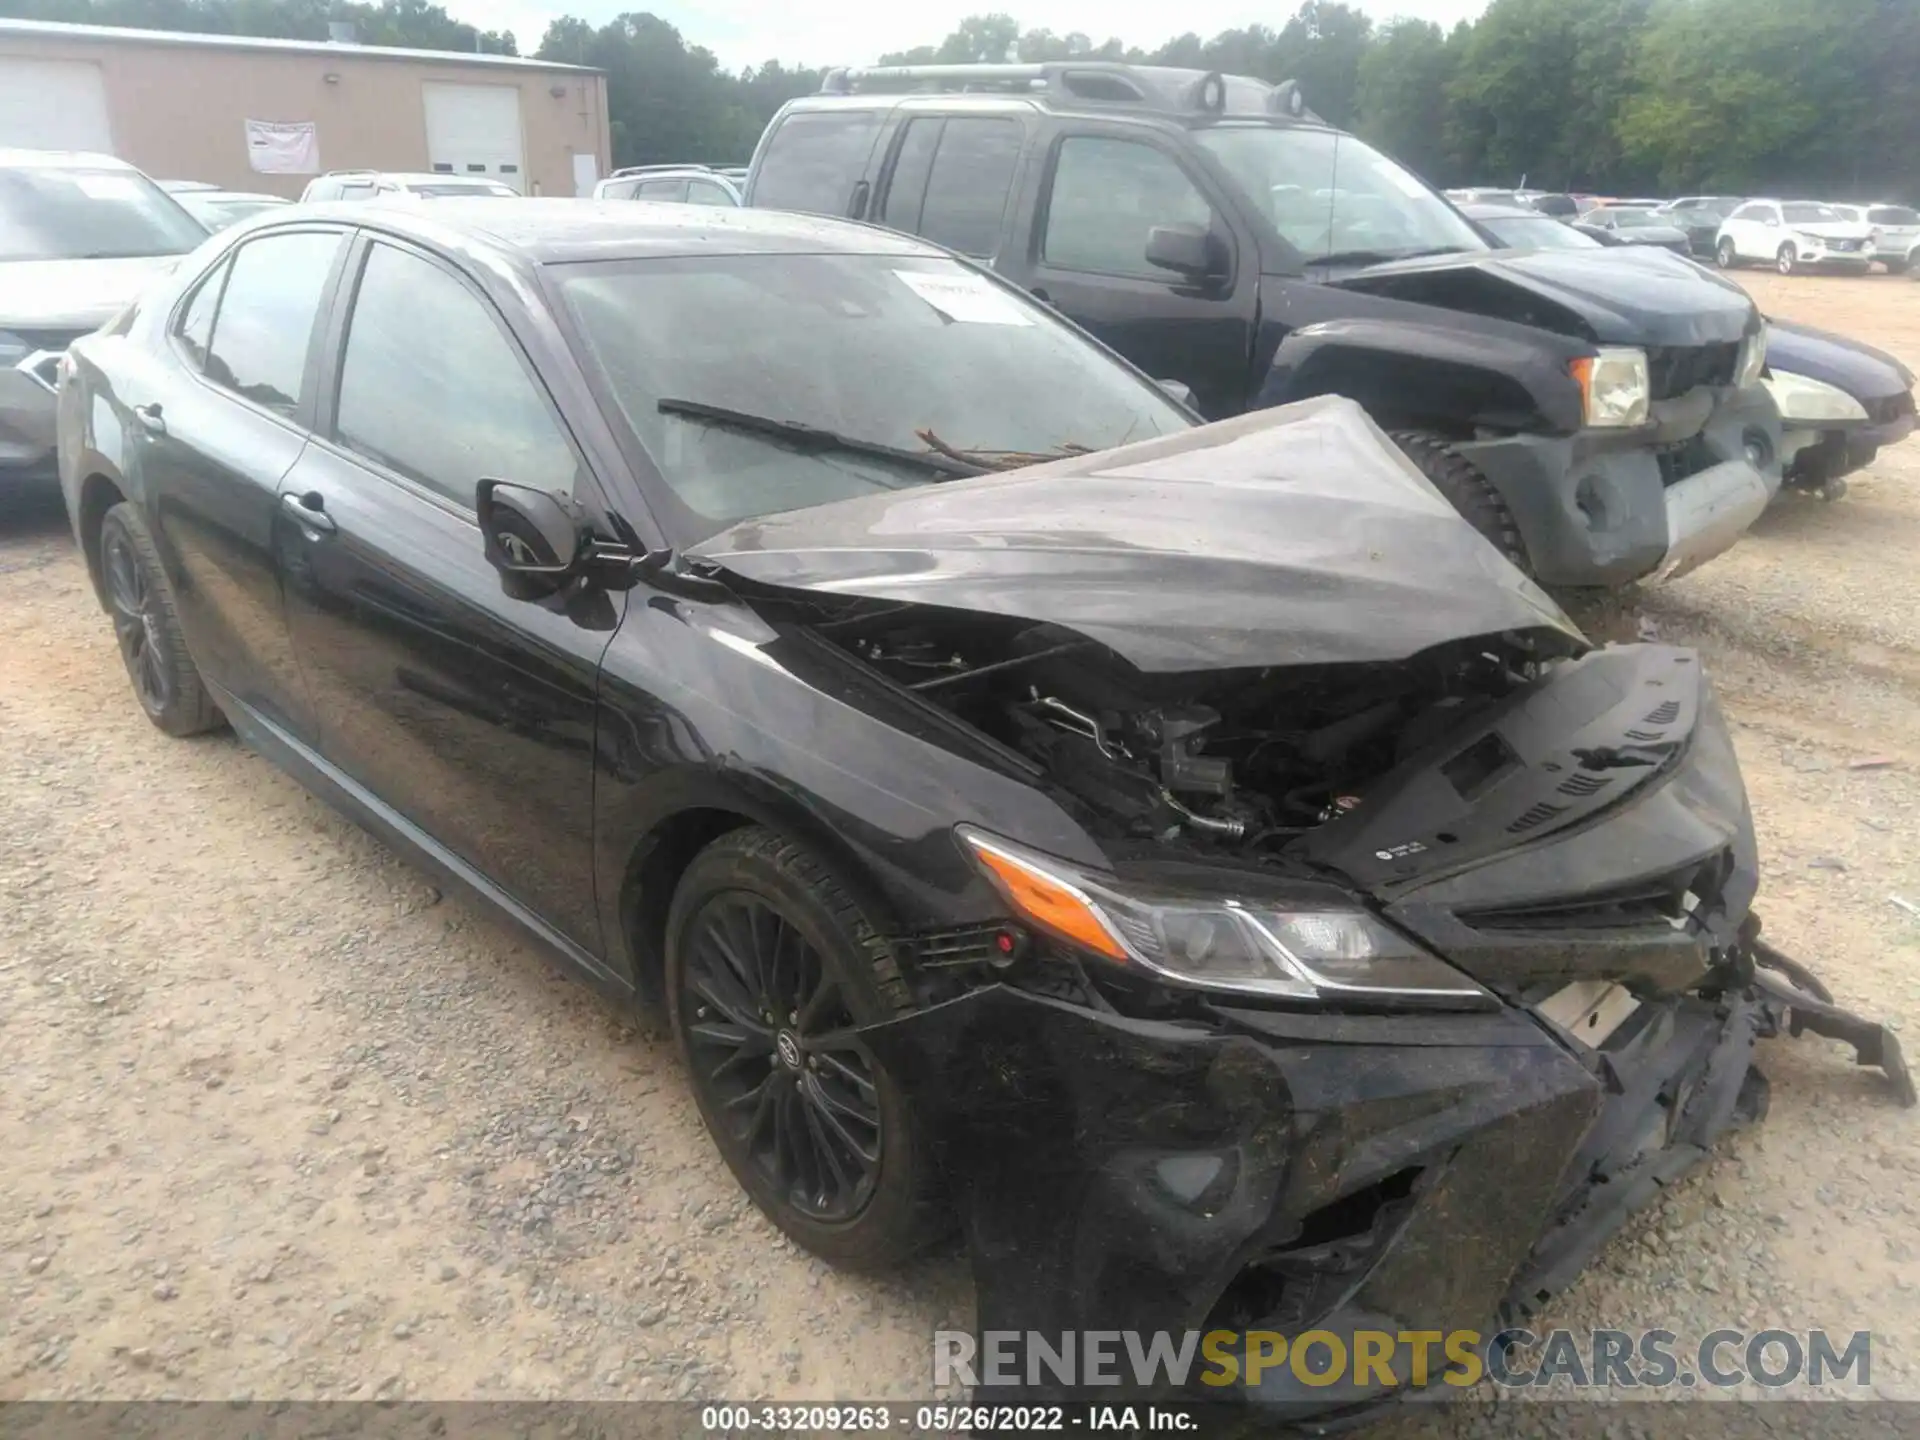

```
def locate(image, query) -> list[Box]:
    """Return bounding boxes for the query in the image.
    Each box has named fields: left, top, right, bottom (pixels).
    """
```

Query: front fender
left=1255, top=319, right=1585, bottom=434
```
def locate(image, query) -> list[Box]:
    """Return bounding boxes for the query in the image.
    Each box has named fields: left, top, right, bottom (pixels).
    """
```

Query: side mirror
left=477, top=479, right=590, bottom=598
left=1145, top=223, right=1223, bottom=282
left=1154, top=377, right=1197, bottom=409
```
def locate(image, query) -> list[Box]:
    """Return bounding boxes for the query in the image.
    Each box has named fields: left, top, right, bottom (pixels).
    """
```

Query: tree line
left=5, top=0, right=1916, bottom=200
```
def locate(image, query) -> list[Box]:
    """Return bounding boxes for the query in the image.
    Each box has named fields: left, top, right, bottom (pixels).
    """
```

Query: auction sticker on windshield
left=895, top=269, right=1033, bottom=326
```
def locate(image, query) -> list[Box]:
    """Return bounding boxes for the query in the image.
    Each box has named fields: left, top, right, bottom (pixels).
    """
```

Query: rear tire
left=98, top=502, right=223, bottom=737
left=1390, top=430, right=1532, bottom=574
left=664, top=826, right=944, bottom=1270
left=1716, top=237, right=1738, bottom=269
left=1776, top=243, right=1798, bottom=275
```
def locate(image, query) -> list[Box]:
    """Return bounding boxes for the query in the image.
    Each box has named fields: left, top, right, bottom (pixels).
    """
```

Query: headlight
left=0, top=329, right=29, bottom=366
left=1570, top=346, right=1650, bottom=428
left=1793, top=230, right=1827, bottom=245
left=958, top=828, right=1493, bottom=1007
left=1764, top=370, right=1869, bottom=424
left=1735, top=324, right=1768, bottom=389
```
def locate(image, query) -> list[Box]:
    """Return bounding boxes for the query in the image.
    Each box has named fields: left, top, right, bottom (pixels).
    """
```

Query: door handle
left=132, top=403, right=166, bottom=436
left=281, top=490, right=337, bottom=536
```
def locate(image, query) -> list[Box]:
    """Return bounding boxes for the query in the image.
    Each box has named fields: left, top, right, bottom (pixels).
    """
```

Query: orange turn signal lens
left=962, top=834, right=1130, bottom=963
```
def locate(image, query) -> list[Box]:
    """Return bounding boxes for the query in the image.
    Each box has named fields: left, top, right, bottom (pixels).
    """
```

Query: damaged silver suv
left=59, top=201, right=1910, bottom=1424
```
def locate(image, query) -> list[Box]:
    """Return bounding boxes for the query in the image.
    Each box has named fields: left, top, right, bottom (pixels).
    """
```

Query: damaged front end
left=692, top=400, right=1911, bottom=1419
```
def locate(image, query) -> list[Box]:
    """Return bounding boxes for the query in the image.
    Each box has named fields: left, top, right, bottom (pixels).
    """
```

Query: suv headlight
left=0, top=329, right=30, bottom=366
left=1735, top=324, right=1768, bottom=389
left=959, top=828, right=1493, bottom=1008
left=1570, top=346, right=1650, bottom=428
left=1793, top=230, right=1827, bottom=245
left=1764, top=370, right=1869, bottom=423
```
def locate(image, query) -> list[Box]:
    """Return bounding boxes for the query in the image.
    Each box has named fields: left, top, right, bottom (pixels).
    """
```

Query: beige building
left=0, top=17, right=610, bottom=198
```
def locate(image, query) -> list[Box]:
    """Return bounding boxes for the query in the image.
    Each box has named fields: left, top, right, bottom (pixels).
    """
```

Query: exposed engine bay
left=777, top=595, right=1563, bottom=856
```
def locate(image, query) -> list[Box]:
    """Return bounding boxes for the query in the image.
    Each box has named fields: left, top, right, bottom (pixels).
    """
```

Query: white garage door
left=0, top=58, right=113, bottom=153
left=422, top=83, right=526, bottom=193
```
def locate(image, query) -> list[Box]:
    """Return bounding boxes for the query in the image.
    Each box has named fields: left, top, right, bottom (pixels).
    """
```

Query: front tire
left=1776, top=243, right=1799, bottom=275
left=665, top=826, right=944, bottom=1269
left=98, top=502, right=223, bottom=737
left=1390, top=430, right=1531, bottom=574
left=1716, top=237, right=1739, bottom=268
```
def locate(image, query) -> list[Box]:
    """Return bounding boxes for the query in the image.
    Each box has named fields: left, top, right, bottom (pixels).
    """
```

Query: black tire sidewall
left=99, top=503, right=221, bottom=737
left=663, top=828, right=938, bottom=1270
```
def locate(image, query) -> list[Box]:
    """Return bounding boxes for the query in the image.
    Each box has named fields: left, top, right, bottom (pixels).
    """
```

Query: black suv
left=746, top=62, right=1783, bottom=591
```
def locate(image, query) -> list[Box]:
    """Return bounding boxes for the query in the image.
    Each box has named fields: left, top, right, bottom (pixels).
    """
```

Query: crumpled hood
left=1335, top=245, right=1756, bottom=347
left=0, top=256, right=178, bottom=329
left=1765, top=316, right=1913, bottom=398
left=690, top=396, right=1581, bottom=673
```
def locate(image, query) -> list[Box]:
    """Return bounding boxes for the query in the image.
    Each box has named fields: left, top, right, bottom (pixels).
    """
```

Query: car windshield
left=1482, top=215, right=1600, bottom=250
left=1608, top=209, right=1660, bottom=228
left=1869, top=206, right=1920, bottom=226
left=1194, top=125, right=1486, bottom=264
left=1783, top=203, right=1845, bottom=224
left=0, top=165, right=208, bottom=262
left=556, top=252, right=1190, bottom=540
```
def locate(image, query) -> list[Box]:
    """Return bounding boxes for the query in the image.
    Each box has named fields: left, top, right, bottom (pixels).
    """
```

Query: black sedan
left=56, top=202, right=1909, bottom=1416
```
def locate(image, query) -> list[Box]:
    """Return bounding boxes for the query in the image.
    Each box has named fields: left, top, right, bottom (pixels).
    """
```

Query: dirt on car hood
left=689, top=396, right=1581, bottom=673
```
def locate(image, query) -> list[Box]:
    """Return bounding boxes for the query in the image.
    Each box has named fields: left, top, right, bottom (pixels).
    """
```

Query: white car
left=1715, top=200, right=1874, bottom=274
left=1829, top=202, right=1920, bottom=274
left=297, top=171, right=519, bottom=203
left=1, top=149, right=207, bottom=488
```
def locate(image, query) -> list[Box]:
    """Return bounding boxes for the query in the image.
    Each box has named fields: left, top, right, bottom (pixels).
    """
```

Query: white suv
left=1829, top=203, right=1920, bottom=274
left=1715, top=200, right=1873, bottom=274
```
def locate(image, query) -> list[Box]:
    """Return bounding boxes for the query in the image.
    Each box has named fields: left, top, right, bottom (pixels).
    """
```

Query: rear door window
left=915, top=117, right=1022, bottom=258
left=686, top=178, right=738, bottom=207
left=172, top=258, right=228, bottom=371
left=880, top=119, right=942, bottom=233
left=751, top=110, right=882, bottom=216
left=635, top=178, right=690, bottom=201
left=201, top=230, right=344, bottom=416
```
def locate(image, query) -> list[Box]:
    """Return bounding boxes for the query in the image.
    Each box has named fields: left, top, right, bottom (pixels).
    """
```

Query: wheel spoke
left=139, top=637, right=167, bottom=703
left=801, top=1096, right=858, bottom=1201
left=690, top=971, right=764, bottom=1034
left=803, top=1072, right=880, bottom=1165
left=810, top=1047, right=879, bottom=1104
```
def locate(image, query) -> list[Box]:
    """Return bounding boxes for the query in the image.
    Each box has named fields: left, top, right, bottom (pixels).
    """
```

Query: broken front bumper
left=859, top=956, right=1910, bottom=1420
left=1458, top=382, right=1783, bottom=588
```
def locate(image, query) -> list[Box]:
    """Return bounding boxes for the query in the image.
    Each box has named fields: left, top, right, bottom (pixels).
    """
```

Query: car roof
left=0, top=147, right=134, bottom=171
left=317, top=171, right=510, bottom=188
left=283, top=197, right=952, bottom=265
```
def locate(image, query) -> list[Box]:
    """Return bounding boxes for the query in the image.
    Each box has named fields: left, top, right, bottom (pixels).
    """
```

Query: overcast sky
left=458, top=2, right=1493, bottom=71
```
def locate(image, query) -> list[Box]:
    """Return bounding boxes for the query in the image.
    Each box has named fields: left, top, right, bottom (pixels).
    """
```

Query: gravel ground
left=4, top=273, right=1920, bottom=1421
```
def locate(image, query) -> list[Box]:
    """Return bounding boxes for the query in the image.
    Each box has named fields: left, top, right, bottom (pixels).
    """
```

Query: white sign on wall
left=245, top=120, right=320, bottom=175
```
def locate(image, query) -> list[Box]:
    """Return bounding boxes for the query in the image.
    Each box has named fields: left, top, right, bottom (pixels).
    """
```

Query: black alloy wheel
left=664, top=826, right=943, bottom=1268
left=97, top=502, right=223, bottom=736
left=681, top=893, right=881, bottom=1223
left=104, top=523, right=168, bottom=714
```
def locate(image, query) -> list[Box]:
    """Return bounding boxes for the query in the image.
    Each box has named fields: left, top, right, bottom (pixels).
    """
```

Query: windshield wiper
left=1312, top=245, right=1470, bottom=267
left=656, top=398, right=986, bottom=480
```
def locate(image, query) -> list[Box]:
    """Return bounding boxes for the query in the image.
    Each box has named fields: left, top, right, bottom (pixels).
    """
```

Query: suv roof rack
left=610, top=163, right=716, bottom=178
left=817, top=62, right=1317, bottom=122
